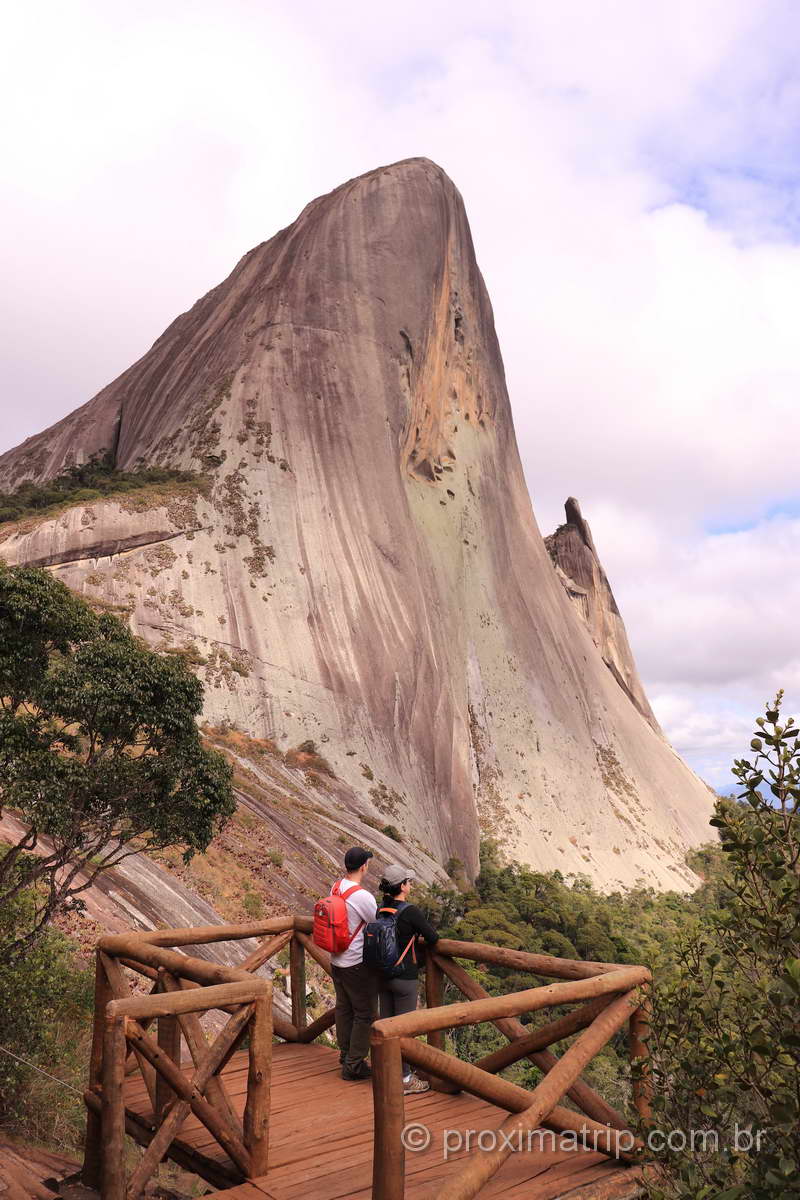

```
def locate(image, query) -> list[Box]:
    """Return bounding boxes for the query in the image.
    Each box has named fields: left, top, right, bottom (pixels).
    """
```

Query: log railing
left=368, top=938, right=652, bottom=1200
left=81, top=915, right=316, bottom=1199
left=81, top=916, right=650, bottom=1200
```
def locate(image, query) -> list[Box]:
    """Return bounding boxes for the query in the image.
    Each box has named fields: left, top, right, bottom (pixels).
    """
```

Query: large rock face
left=0, top=158, right=714, bottom=890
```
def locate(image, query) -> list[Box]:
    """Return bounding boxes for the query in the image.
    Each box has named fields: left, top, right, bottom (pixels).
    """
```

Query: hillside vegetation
left=0, top=453, right=200, bottom=526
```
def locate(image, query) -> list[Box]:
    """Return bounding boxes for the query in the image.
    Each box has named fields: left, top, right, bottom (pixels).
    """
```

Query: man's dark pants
left=331, top=962, right=379, bottom=1069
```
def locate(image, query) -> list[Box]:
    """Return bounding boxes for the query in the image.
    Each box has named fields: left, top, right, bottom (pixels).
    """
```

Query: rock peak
left=0, top=163, right=712, bottom=892
left=546, top=498, right=659, bottom=731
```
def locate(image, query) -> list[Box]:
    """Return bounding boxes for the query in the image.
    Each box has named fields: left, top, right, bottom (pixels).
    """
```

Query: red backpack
left=312, top=881, right=365, bottom=953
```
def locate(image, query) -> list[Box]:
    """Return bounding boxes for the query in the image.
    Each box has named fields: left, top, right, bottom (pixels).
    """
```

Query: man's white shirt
left=329, top=878, right=377, bottom=967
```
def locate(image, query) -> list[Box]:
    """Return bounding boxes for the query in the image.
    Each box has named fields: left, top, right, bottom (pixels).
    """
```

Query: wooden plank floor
left=122, top=1042, right=642, bottom=1199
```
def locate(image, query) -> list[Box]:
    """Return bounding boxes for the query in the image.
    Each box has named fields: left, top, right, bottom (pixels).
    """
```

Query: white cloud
left=2, top=0, right=800, bottom=784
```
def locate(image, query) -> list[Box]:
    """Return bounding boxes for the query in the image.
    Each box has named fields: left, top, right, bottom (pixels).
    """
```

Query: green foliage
left=242, top=889, right=264, bottom=917
left=0, top=879, right=92, bottom=1148
left=0, top=564, right=235, bottom=962
left=463, top=840, right=709, bottom=976
left=646, top=694, right=800, bottom=1199
left=0, top=452, right=198, bottom=525
left=414, top=839, right=717, bottom=1079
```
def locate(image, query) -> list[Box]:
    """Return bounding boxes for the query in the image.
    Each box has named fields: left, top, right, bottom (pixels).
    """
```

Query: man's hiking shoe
left=403, top=1073, right=430, bottom=1095
left=342, top=1061, right=372, bottom=1081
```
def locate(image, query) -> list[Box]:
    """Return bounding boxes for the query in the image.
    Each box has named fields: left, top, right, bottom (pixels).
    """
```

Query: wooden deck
left=122, top=1042, right=643, bottom=1199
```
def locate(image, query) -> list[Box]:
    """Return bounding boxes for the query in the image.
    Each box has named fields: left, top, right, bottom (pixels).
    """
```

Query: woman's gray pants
left=378, top=977, right=419, bottom=1078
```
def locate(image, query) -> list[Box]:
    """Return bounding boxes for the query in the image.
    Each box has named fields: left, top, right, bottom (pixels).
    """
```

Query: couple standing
left=329, top=846, right=438, bottom=1094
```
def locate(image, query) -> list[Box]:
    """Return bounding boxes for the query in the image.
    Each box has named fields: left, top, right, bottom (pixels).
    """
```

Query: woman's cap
left=381, top=863, right=416, bottom=887
left=344, top=846, right=373, bottom=871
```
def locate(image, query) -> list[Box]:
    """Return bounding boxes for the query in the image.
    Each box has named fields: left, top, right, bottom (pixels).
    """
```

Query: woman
left=377, top=863, right=440, bottom=1095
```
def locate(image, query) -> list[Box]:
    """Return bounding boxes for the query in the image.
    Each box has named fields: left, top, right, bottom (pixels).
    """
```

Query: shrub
left=284, top=740, right=335, bottom=778
left=0, top=882, right=92, bottom=1150
left=242, top=890, right=264, bottom=918
left=645, top=695, right=800, bottom=1199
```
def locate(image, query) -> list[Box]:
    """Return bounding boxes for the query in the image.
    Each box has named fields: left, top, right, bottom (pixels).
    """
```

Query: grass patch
left=0, top=451, right=202, bottom=526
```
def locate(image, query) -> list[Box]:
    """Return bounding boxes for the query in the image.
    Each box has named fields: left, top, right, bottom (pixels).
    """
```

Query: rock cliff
left=0, top=158, right=713, bottom=890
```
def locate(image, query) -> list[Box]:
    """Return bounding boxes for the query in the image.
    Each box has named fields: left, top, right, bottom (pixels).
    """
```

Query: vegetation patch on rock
left=0, top=452, right=201, bottom=527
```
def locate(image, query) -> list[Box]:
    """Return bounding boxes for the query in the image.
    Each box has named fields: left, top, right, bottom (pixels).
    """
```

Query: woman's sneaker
left=403, top=1073, right=430, bottom=1095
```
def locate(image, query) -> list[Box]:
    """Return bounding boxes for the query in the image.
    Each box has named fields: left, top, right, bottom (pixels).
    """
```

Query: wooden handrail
left=128, top=915, right=294, bottom=947
left=126, top=1001, right=254, bottom=1200
left=433, top=937, right=619, bottom=978
left=107, top=979, right=268, bottom=1020
left=371, top=965, right=650, bottom=1039
left=85, top=940, right=278, bottom=1200
left=98, top=936, right=253, bottom=985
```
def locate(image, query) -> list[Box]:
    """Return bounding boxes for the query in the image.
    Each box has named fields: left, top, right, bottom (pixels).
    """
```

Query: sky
left=2, top=0, right=800, bottom=789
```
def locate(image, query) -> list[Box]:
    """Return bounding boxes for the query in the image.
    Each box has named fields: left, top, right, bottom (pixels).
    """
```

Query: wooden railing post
left=371, top=1036, right=405, bottom=1200
left=102, top=1011, right=127, bottom=1200
left=82, top=951, right=112, bottom=1189
left=156, top=1011, right=181, bottom=1121
left=630, top=987, right=653, bottom=1125
left=425, top=948, right=458, bottom=1094
left=243, top=985, right=272, bottom=1177
left=155, top=968, right=182, bottom=1121
left=289, top=933, right=307, bottom=1031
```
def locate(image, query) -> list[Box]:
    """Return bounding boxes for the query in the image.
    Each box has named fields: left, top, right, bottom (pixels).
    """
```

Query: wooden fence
left=81, top=916, right=651, bottom=1199
left=369, top=935, right=652, bottom=1200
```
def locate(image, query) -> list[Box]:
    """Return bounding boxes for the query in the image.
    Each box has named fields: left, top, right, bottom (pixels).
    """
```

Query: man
left=330, top=846, right=378, bottom=1080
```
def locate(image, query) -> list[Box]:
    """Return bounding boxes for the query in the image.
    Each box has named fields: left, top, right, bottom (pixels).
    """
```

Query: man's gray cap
left=381, top=863, right=416, bottom=887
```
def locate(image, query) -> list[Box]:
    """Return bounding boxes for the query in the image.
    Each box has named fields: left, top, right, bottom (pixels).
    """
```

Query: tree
left=0, top=563, right=234, bottom=963
left=645, top=694, right=800, bottom=1199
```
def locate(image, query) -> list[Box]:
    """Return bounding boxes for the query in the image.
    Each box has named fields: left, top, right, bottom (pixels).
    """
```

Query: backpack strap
left=394, top=935, right=417, bottom=967
left=388, top=901, right=416, bottom=967
left=332, top=880, right=363, bottom=900
left=332, top=881, right=365, bottom=948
